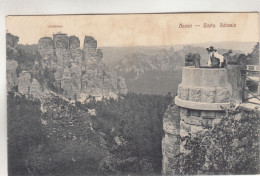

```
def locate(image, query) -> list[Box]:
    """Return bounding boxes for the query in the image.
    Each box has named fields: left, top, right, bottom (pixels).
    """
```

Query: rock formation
left=162, top=103, right=180, bottom=175
left=6, top=33, right=19, bottom=48
left=29, top=79, right=44, bottom=99
left=117, top=77, right=128, bottom=94
left=6, top=32, right=127, bottom=99
left=17, top=71, right=44, bottom=98
left=6, top=60, right=18, bottom=91
left=38, top=37, right=55, bottom=69
left=6, top=33, right=20, bottom=91
left=37, top=33, right=127, bottom=100
left=18, top=71, right=31, bottom=94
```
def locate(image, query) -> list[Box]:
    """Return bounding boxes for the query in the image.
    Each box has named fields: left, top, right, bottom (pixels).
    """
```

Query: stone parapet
left=176, top=66, right=243, bottom=110
left=182, top=67, right=231, bottom=87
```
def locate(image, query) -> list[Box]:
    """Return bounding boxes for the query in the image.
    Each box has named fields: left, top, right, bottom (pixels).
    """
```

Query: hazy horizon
left=9, top=34, right=257, bottom=64
left=6, top=13, right=259, bottom=47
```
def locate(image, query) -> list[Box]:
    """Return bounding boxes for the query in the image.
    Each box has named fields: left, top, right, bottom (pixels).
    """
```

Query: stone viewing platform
left=175, top=66, right=243, bottom=110
left=162, top=65, right=245, bottom=175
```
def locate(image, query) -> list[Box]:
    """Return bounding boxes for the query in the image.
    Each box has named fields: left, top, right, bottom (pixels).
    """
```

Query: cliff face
left=6, top=32, right=127, bottom=100
left=6, top=33, right=44, bottom=98
left=6, top=60, right=18, bottom=91
left=16, top=71, right=45, bottom=99
left=6, top=33, right=19, bottom=91
left=162, top=102, right=180, bottom=175
left=37, top=33, right=127, bottom=100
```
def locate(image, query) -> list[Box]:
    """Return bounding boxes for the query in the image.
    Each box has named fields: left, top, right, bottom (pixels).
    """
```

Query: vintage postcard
left=6, top=13, right=259, bottom=175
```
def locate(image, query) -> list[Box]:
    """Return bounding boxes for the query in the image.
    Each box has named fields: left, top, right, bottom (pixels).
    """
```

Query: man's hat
left=206, top=46, right=217, bottom=52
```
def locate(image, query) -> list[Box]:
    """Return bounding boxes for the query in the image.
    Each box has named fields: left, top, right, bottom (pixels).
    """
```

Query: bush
left=176, top=104, right=260, bottom=175
left=27, top=141, right=106, bottom=175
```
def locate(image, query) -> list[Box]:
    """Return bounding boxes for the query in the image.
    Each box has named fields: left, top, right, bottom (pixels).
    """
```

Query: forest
left=8, top=92, right=173, bottom=176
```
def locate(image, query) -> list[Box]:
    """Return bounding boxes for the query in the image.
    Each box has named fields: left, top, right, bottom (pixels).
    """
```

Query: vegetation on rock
left=176, top=103, right=260, bottom=175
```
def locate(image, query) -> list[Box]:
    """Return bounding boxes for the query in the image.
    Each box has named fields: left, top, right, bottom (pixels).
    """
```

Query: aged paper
left=6, top=13, right=259, bottom=175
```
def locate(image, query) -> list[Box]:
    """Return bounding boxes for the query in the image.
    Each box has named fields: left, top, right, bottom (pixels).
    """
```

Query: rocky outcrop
left=6, top=32, right=127, bottom=100
left=38, top=37, right=55, bottom=68
left=6, top=33, right=20, bottom=91
left=37, top=33, right=127, bottom=100
left=69, top=36, right=80, bottom=50
left=117, top=77, right=128, bottom=94
left=162, top=103, right=180, bottom=175
left=6, top=60, right=18, bottom=91
left=6, top=33, right=19, bottom=48
left=38, top=37, right=54, bottom=55
left=83, top=36, right=97, bottom=55
left=17, top=71, right=44, bottom=98
left=18, top=71, right=31, bottom=94
left=29, top=79, right=44, bottom=99
left=53, top=33, right=68, bottom=49
left=61, top=67, right=73, bottom=98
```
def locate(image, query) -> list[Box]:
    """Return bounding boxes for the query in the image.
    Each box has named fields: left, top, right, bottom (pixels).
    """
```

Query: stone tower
left=162, top=65, right=243, bottom=175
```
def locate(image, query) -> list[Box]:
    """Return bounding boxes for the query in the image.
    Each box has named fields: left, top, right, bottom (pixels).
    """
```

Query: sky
left=6, top=13, right=259, bottom=47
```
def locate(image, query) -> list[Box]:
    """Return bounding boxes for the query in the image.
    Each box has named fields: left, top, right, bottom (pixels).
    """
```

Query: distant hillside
left=126, top=70, right=182, bottom=95
left=110, top=42, right=255, bottom=95
left=101, top=41, right=256, bottom=65
left=101, top=45, right=173, bottom=65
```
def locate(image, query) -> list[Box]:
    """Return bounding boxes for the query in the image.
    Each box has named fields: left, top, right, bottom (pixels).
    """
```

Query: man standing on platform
left=207, top=46, right=225, bottom=68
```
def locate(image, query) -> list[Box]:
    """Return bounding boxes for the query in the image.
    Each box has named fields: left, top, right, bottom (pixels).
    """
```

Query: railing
left=241, top=65, right=260, bottom=104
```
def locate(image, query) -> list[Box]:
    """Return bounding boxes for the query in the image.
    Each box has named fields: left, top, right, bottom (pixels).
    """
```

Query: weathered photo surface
left=6, top=13, right=260, bottom=175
